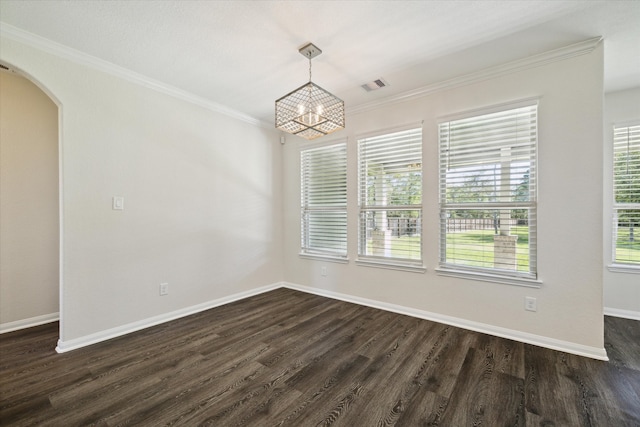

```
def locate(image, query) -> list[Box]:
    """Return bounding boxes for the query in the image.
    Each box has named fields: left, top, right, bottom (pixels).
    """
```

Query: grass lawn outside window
left=615, top=227, right=640, bottom=264
left=366, top=228, right=640, bottom=272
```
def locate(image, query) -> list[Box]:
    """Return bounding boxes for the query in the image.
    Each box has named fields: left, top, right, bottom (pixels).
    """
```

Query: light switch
left=112, top=196, right=124, bottom=210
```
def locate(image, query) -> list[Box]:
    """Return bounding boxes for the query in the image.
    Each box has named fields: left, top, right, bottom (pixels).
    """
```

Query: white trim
left=55, top=283, right=280, bottom=353
left=354, top=121, right=424, bottom=143
left=281, top=282, right=607, bottom=361
left=50, top=281, right=610, bottom=359
left=0, top=312, right=59, bottom=334
left=299, top=253, right=349, bottom=264
left=297, top=137, right=348, bottom=152
left=604, top=307, right=640, bottom=321
left=436, top=97, right=540, bottom=124
left=355, top=259, right=426, bottom=273
left=0, top=22, right=268, bottom=128
left=607, top=263, right=640, bottom=274
left=613, top=119, right=640, bottom=129
left=348, top=37, right=601, bottom=116
left=435, top=267, right=542, bottom=288
left=57, top=94, right=65, bottom=344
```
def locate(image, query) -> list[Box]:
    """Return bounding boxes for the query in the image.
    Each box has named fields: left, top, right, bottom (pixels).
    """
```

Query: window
left=300, top=142, right=347, bottom=259
left=438, top=103, right=537, bottom=280
left=613, top=124, right=640, bottom=266
left=357, top=127, right=423, bottom=266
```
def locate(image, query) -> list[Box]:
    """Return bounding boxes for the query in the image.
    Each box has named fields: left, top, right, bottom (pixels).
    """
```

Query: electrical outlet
left=321, top=266, right=327, bottom=277
left=525, top=296, right=537, bottom=312
left=160, top=283, right=169, bottom=296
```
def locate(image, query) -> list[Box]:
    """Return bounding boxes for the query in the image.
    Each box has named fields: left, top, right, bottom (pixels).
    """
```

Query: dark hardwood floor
left=1, top=288, right=639, bottom=426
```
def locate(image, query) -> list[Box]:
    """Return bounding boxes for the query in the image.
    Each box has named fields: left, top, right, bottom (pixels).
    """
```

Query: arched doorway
left=0, top=62, right=61, bottom=343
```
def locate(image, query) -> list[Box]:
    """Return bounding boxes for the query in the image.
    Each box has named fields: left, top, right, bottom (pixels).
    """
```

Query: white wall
left=603, top=87, right=640, bottom=319
left=0, top=71, right=59, bottom=327
left=0, top=35, right=283, bottom=345
left=283, top=44, right=606, bottom=355
left=0, top=29, right=612, bottom=357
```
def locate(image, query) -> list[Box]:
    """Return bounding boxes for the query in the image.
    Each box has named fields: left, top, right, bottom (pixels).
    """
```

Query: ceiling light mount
left=298, top=43, right=322, bottom=60
left=275, top=43, right=344, bottom=140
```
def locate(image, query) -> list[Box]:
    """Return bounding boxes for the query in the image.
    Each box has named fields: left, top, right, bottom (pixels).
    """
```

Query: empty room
left=1, top=1, right=639, bottom=425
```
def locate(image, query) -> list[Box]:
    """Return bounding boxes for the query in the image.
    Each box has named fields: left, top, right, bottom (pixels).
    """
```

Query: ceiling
left=1, top=1, right=639, bottom=125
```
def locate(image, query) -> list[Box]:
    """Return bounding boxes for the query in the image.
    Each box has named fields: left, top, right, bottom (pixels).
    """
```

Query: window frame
left=299, top=139, right=349, bottom=262
left=356, top=125, right=425, bottom=272
left=610, top=122, right=640, bottom=272
left=436, top=100, right=540, bottom=286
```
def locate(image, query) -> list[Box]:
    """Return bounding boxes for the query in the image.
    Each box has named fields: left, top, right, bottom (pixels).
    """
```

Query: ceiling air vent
left=361, top=78, right=389, bottom=92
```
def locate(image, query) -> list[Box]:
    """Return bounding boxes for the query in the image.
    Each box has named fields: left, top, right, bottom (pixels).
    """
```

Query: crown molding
left=347, top=36, right=603, bottom=116
left=1, top=22, right=601, bottom=129
left=0, top=22, right=268, bottom=128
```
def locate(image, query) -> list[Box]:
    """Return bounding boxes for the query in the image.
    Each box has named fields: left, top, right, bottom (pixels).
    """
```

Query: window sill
left=607, top=263, right=640, bottom=274
left=355, top=258, right=426, bottom=273
left=435, top=267, right=542, bottom=288
left=299, top=253, right=349, bottom=264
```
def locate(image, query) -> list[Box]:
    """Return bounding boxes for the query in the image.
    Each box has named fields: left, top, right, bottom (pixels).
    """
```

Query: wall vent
left=361, top=78, right=389, bottom=92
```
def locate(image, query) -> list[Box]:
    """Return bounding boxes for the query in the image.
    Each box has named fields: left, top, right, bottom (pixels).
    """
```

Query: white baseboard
left=604, top=307, right=640, bottom=321
left=52, top=281, right=611, bottom=360
left=282, top=282, right=609, bottom=361
left=55, top=283, right=281, bottom=353
left=0, top=312, right=59, bottom=334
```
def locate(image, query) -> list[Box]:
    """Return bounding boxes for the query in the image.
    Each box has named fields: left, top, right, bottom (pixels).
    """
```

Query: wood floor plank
left=270, top=354, right=372, bottom=427
left=604, top=316, right=640, bottom=372
left=563, top=352, right=640, bottom=425
left=193, top=307, right=377, bottom=424
left=104, top=334, right=284, bottom=423
left=261, top=305, right=376, bottom=373
left=376, top=324, right=468, bottom=425
left=437, top=346, right=526, bottom=426
left=415, top=325, right=478, bottom=398
left=524, top=345, right=595, bottom=425
left=107, top=360, right=268, bottom=426
left=335, top=318, right=443, bottom=425
left=1, top=289, right=638, bottom=426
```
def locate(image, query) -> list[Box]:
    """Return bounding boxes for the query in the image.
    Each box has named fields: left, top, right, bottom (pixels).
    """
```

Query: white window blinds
left=613, top=124, right=640, bottom=265
left=439, top=104, right=537, bottom=278
left=358, top=127, right=422, bottom=263
left=301, top=142, right=348, bottom=257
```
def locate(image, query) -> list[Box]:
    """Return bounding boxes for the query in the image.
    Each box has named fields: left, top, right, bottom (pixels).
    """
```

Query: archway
left=0, top=61, right=62, bottom=346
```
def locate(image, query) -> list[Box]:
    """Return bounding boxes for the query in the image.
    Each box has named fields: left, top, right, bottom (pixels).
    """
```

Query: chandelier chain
left=308, top=57, right=312, bottom=82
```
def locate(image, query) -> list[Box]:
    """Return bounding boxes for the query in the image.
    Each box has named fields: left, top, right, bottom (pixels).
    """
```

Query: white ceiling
left=1, top=1, right=639, bottom=125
